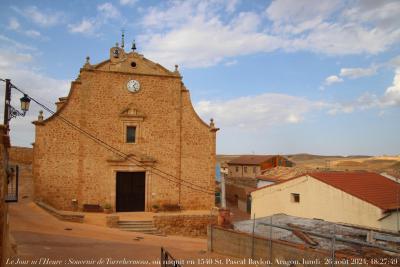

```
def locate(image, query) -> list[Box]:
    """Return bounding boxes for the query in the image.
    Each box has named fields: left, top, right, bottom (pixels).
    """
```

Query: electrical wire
left=2, top=80, right=215, bottom=195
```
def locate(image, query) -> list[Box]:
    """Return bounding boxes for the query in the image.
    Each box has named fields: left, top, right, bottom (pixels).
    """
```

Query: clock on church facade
left=32, top=43, right=218, bottom=212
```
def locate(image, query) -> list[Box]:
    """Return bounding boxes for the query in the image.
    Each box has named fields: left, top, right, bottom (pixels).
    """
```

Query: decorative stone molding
left=106, top=153, right=156, bottom=166
left=119, top=104, right=146, bottom=120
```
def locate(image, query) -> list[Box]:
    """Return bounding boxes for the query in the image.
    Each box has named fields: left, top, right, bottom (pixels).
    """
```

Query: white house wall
left=251, top=175, right=397, bottom=232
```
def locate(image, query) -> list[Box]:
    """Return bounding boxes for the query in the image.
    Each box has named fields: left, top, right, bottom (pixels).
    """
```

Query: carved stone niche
left=119, top=103, right=146, bottom=121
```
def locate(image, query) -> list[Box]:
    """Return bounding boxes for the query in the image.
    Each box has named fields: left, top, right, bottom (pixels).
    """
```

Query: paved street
left=7, top=202, right=250, bottom=267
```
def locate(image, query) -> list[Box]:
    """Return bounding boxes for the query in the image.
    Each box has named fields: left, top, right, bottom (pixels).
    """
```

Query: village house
left=255, top=166, right=310, bottom=188
left=227, top=155, right=294, bottom=179
left=225, top=155, right=294, bottom=213
left=251, top=171, right=400, bottom=232
left=32, top=42, right=218, bottom=212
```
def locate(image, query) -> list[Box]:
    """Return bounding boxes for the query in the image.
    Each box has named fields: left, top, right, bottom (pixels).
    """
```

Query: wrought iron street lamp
left=1, top=78, right=31, bottom=203
left=3, top=78, right=31, bottom=129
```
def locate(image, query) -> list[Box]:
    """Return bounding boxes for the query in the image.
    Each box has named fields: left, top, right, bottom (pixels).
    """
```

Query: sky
left=0, top=0, right=399, bottom=156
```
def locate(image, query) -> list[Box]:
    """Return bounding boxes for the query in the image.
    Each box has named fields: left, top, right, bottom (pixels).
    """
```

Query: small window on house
left=236, top=166, right=239, bottom=172
left=253, top=166, right=257, bottom=173
left=126, top=126, right=136, bottom=143
left=291, top=193, right=300, bottom=203
left=244, top=166, right=247, bottom=173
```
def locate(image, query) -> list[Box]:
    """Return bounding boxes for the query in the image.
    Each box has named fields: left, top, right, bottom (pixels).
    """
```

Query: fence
left=161, top=247, right=182, bottom=267
left=5, top=164, right=18, bottom=202
left=208, top=217, right=400, bottom=267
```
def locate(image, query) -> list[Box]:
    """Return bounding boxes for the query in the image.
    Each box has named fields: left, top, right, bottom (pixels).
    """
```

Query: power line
left=4, top=80, right=215, bottom=195
left=13, top=82, right=215, bottom=195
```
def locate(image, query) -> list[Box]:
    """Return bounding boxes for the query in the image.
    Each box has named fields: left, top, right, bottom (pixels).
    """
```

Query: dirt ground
left=7, top=201, right=258, bottom=267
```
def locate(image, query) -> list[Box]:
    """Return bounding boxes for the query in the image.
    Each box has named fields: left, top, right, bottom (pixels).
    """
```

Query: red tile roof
left=228, top=155, right=275, bottom=165
left=253, top=171, right=400, bottom=211
left=310, top=171, right=400, bottom=211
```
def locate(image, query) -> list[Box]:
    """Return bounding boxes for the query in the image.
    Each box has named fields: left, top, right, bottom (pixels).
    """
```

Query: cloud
left=195, top=93, right=325, bottom=129
left=197, top=65, right=399, bottom=129
left=324, top=75, right=343, bottom=86
left=266, top=0, right=400, bottom=55
left=6, top=17, right=42, bottom=38
left=389, top=55, right=400, bottom=68
left=138, top=1, right=400, bottom=69
left=382, top=68, right=400, bottom=106
left=68, top=19, right=96, bottom=34
left=139, top=1, right=278, bottom=68
left=98, top=2, right=121, bottom=19
left=0, top=51, right=33, bottom=68
left=224, top=60, right=237, bottom=66
left=12, top=5, right=65, bottom=27
left=0, top=34, right=36, bottom=51
left=225, top=0, right=240, bottom=13
left=24, top=30, right=41, bottom=38
left=8, top=17, right=20, bottom=30
left=266, top=0, right=341, bottom=34
left=339, top=67, right=377, bottom=79
left=68, top=2, right=122, bottom=35
left=327, top=104, right=354, bottom=115
left=119, top=0, right=137, bottom=6
left=327, top=68, right=400, bottom=114
left=139, top=1, right=282, bottom=68
left=324, top=55, right=398, bottom=88
left=343, top=0, right=400, bottom=30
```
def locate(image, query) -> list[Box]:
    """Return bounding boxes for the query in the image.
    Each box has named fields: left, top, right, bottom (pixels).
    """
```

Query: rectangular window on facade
left=236, top=166, right=239, bottom=172
left=291, top=193, right=300, bottom=203
left=244, top=166, right=247, bottom=173
left=126, top=126, right=136, bottom=143
left=253, top=166, right=257, bottom=173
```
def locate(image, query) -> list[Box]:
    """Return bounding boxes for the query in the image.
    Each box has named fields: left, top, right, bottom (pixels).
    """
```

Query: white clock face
left=127, top=80, right=140, bottom=92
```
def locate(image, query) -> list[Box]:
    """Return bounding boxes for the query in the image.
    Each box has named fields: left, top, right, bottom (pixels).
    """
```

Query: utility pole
left=3, top=79, right=11, bottom=130
left=221, top=172, right=226, bottom=209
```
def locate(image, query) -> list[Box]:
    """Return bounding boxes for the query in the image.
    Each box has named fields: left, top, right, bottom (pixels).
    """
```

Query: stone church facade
left=32, top=44, right=218, bottom=212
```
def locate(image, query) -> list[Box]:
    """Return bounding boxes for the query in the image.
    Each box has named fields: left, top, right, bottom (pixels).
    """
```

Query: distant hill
left=217, top=153, right=372, bottom=164
left=217, top=154, right=399, bottom=174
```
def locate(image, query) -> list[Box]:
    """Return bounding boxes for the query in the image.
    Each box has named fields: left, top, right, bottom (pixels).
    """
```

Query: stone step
left=118, top=225, right=156, bottom=229
left=118, top=225, right=156, bottom=230
left=118, top=221, right=153, bottom=225
left=120, top=228, right=159, bottom=233
left=116, top=220, right=164, bottom=236
left=118, top=224, right=154, bottom=228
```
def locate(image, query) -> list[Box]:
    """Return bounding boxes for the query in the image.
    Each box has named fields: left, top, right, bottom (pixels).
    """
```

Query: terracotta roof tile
left=253, top=171, right=400, bottom=211
left=309, top=171, right=400, bottom=211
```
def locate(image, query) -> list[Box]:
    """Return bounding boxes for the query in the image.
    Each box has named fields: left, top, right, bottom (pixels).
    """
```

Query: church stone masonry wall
left=180, top=89, right=216, bottom=209
left=75, top=70, right=183, bottom=208
left=33, top=49, right=216, bottom=211
left=33, top=81, right=82, bottom=210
